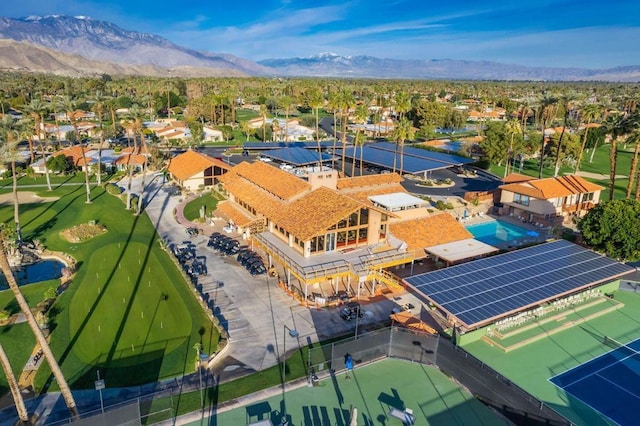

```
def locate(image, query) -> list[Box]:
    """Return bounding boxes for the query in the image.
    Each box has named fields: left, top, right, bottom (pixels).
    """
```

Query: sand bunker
left=0, top=191, right=59, bottom=205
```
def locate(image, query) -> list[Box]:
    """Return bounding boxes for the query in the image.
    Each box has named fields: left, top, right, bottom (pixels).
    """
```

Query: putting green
left=69, top=242, right=191, bottom=364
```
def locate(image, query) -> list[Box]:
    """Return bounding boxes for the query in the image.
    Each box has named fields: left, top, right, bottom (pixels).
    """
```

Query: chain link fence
left=308, top=326, right=439, bottom=377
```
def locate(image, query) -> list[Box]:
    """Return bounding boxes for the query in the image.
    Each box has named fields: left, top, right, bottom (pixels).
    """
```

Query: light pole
left=281, top=325, right=298, bottom=425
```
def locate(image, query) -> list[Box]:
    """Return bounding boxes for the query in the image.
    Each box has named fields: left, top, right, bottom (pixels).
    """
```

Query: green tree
left=46, top=154, right=72, bottom=174
left=578, top=199, right=640, bottom=261
left=479, top=121, right=509, bottom=166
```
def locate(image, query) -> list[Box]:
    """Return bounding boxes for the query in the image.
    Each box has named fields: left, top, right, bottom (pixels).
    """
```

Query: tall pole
left=97, top=370, right=104, bottom=414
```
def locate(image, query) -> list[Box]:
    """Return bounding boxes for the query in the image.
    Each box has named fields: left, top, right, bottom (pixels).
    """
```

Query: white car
left=258, top=156, right=272, bottom=162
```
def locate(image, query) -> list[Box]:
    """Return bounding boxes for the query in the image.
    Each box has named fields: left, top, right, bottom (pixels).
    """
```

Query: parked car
left=340, top=302, right=363, bottom=321
left=186, top=227, right=200, bottom=237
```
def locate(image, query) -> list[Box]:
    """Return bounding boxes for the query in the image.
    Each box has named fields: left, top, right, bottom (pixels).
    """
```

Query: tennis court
left=550, top=336, right=640, bottom=426
left=185, top=358, right=507, bottom=425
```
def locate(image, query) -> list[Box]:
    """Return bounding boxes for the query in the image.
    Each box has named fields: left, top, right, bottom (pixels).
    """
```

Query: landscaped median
left=0, top=182, right=221, bottom=396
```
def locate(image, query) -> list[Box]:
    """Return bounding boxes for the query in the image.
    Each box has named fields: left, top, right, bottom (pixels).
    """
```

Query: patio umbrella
left=526, top=230, right=539, bottom=237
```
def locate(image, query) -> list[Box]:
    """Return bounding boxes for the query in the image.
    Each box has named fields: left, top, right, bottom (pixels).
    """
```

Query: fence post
left=388, top=326, right=394, bottom=357
left=331, top=343, right=335, bottom=371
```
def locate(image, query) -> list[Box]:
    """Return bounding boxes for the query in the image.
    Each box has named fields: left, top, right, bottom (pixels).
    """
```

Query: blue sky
left=4, top=0, right=640, bottom=68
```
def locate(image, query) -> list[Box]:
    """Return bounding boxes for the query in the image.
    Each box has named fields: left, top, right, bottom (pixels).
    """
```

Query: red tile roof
left=500, top=175, right=604, bottom=199
left=168, top=150, right=229, bottom=181
left=226, top=161, right=311, bottom=201
left=389, top=214, right=473, bottom=253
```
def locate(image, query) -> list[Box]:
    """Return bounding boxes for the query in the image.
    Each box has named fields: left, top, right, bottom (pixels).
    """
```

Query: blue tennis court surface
left=550, top=337, right=640, bottom=425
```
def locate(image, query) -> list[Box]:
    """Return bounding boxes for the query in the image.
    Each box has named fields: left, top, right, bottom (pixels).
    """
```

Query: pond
left=0, top=259, right=66, bottom=290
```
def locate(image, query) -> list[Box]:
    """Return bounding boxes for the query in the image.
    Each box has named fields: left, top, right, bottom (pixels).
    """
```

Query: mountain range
left=1, top=15, right=639, bottom=82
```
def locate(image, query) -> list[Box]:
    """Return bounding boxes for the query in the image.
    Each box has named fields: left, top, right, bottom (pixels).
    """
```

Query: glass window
left=360, top=209, right=369, bottom=225
left=337, top=218, right=348, bottom=229
left=348, top=212, right=358, bottom=227
left=514, top=193, right=530, bottom=206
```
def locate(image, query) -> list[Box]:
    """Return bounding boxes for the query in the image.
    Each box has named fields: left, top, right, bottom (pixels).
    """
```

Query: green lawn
left=464, top=290, right=640, bottom=426
left=182, top=192, right=223, bottom=222
left=0, top=183, right=219, bottom=394
left=0, top=323, right=36, bottom=396
left=0, top=280, right=59, bottom=314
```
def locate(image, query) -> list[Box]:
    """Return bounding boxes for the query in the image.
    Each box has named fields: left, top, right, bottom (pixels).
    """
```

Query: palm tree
left=0, top=116, right=24, bottom=243
left=0, top=342, right=29, bottom=423
left=575, top=103, right=601, bottom=173
left=338, top=90, right=356, bottom=175
left=327, top=91, right=340, bottom=169
left=0, top=230, right=78, bottom=418
left=351, top=102, right=369, bottom=176
left=623, top=115, right=640, bottom=199
left=24, top=98, right=53, bottom=191
left=603, top=114, right=631, bottom=201
left=553, top=94, right=575, bottom=177
left=306, top=88, right=325, bottom=167
left=535, top=94, right=558, bottom=178
left=392, top=117, right=415, bottom=176
left=394, top=91, right=411, bottom=120
left=259, top=103, right=268, bottom=142
left=281, top=95, right=294, bottom=142
left=128, top=105, right=149, bottom=215
left=60, top=96, right=92, bottom=203
left=91, top=91, right=107, bottom=185
left=504, top=119, right=522, bottom=177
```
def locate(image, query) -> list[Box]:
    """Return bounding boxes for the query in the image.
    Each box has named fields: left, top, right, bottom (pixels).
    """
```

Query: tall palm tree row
left=91, top=91, right=107, bottom=185
left=0, top=231, right=78, bottom=418
left=574, top=103, right=602, bottom=174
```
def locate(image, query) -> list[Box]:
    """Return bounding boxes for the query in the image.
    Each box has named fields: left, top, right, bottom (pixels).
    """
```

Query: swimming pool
left=465, top=220, right=530, bottom=246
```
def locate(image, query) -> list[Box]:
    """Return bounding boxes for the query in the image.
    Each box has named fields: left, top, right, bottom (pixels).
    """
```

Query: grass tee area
left=197, top=358, right=506, bottom=426
left=463, top=290, right=640, bottom=426
left=0, top=183, right=219, bottom=395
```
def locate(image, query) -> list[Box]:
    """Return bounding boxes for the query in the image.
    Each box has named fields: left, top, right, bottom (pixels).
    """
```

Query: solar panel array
left=243, top=141, right=335, bottom=149
left=405, top=240, right=635, bottom=327
left=335, top=146, right=450, bottom=173
left=372, top=142, right=474, bottom=165
left=261, top=147, right=334, bottom=166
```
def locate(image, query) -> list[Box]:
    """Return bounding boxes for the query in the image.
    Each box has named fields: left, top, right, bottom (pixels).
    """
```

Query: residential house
left=167, top=150, right=231, bottom=191
left=499, top=173, right=604, bottom=226
left=203, top=126, right=223, bottom=142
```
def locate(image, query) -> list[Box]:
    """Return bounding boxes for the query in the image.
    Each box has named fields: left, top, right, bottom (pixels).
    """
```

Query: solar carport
left=336, top=142, right=474, bottom=178
left=260, top=147, right=334, bottom=166
left=404, top=240, right=635, bottom=330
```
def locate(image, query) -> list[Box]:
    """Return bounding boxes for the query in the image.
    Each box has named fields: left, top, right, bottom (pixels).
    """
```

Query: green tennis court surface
left=187, top=358, right=507, bottom=425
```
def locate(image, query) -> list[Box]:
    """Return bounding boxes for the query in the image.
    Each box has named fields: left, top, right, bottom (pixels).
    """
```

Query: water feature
left=0, top=259, right=66, bottom=290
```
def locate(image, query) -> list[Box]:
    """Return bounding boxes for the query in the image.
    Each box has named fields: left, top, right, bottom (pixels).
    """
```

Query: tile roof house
left=168, top=150, right=230, bottom=191
left=500, top=174, right=604, bottom=226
